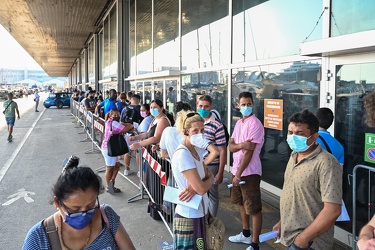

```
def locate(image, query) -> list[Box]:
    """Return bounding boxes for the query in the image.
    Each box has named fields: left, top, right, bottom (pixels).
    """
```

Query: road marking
left=2, top=188, right=35, bottom=206
left=0, top=109, right=45, bottom=182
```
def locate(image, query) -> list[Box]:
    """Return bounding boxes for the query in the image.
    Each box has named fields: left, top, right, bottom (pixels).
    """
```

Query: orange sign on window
left=264, top=99, right=283, bottom=131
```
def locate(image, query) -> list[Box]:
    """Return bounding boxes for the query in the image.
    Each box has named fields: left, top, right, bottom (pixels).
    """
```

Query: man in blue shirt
left=96, top=89, right=118, bottom=117
left=315, top=107, right=344, bottom=165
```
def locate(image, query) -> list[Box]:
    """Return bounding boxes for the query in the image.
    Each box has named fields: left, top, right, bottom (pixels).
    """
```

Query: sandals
left=107, top=180, right=121, bottom=194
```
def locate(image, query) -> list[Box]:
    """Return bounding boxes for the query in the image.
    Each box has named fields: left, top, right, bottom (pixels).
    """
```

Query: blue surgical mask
left=63, top=208, right=97, bottom=230
left=150, top=108, right=160, bottom=117
left=240, top=106, right=253, bottom=117
left=286, top=134, right=313, bottom=152
left=198, top=108, right=210, bottom=118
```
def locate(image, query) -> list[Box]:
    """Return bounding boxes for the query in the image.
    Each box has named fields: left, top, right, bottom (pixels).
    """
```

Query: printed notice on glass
left=264, top=99, right=283, bottom=131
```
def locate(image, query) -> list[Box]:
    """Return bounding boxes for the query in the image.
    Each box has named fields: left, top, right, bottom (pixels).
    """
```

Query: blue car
left=43, top=92, right=72, bottom=109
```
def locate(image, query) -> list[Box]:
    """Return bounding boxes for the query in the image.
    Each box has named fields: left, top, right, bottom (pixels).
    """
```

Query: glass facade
left=101, top=5, right=118, bottom=80
left=231, top=60, right=320, bottom=188
left=81, top=53, right=85, bottom=84
left=181, top=0, right=229, bottom=70
left=331, top=0, right=375, bottom=37
left=334, top=62, right=375, bottom=233
left=232, top=0, right=322, bottom=63
left=182, top=70, right=229, bottom=125
left=88, top=41, right=95, bottom=83
left=154, top=0, right=179, bottom=72
left=135, top=0, right=152, bottom=74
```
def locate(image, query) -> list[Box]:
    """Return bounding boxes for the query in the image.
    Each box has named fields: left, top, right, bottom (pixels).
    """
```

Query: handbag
left=202, top=193, right=225, bottom=250
left=107, top=121, right=129, bottom=156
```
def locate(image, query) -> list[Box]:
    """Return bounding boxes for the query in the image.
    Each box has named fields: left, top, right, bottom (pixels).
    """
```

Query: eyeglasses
left=183, top=112, right=199, bottom=129
left=60, top=197, right=99, bottom=218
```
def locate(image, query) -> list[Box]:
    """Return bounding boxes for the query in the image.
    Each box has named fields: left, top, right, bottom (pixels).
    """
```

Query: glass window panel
left=81, top=54, right=85, bottom=83
left=103, top=19, right=110, bottom=78
left=335, top=62, right=375, bottom=233
left=130, top=3, right=136, bottom=76
left=232, top=0, right=322, bottom=63
left=231, top=60, right=321, bottom=188
left=182, top=70, right=229, bottom=126
left=88, top=41, right=95, bottom=82
left=181, top=0, right=229, bottom=70
left=166, top=80, right=178, bottom=114
left=136, top=1, right=152, bottom=74
left=331, top=1, right=375, bottom=37
left=154, top=0, right=179, bottom=72
left=109, top=6, right=117, bottom=77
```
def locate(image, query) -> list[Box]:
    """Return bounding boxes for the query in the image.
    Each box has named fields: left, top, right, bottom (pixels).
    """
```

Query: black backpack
left=222, top=123, right=230, bottom=147
left=121, top=105, right=135, bottom=124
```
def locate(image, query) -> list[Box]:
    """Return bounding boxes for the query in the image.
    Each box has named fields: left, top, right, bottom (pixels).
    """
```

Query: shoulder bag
left=202, top=199, right=225, bottom=250
left=2, top=101, right=13, bottom=114
left=107, top=121, right=129, bottom=156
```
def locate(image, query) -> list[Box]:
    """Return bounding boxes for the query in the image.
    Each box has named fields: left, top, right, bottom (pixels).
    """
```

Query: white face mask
left=190, top=133, right=207, bottom=148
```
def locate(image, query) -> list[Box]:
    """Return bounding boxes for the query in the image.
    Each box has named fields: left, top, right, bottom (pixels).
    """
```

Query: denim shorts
left=5, top=117, right=15, bottom=126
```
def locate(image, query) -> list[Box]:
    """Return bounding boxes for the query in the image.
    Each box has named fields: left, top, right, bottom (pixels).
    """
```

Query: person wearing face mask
left=23, top=156, right=135, bottom=250
left=228, top=92, right=264, bottom=250
left=101, top=108, right=129, bottom=194
left=150, top=104, right=219, bottom=214
left=120, top=94, right=143, bottom=175
left=273, top=109, right=342, bottom=250
left=95, top=89, right=118, bottom=117
left=83, top=90, right=97, bottom=113
left=171, top=111, right=215, bottom=249
left=196, top=95, right=227, bottom=217
left=137, top=103, right=153, bottom=134
left=129, top=99, right=171, bottom=220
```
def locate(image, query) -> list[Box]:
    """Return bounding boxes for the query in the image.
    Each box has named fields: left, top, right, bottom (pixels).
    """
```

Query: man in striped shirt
left=197, top=95, right=227, bottom=216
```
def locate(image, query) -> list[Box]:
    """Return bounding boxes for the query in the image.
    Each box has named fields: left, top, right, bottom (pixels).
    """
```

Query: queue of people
left=21, top=88, right=375, bottom=250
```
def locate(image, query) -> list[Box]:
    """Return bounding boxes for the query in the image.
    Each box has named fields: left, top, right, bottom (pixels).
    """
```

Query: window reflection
left=232, top=61, right=320, bottom=188
left=181, top=0, right=229, bottom=70
left=335, top=63, right=375, bottom=234
left=331, top=1, right=375, bottom=37
left=232, top=0, right=322, bottom=63
left=182, top=70, right=228, bottom=125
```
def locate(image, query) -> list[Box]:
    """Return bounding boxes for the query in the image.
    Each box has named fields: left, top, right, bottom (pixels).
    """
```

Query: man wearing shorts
left=228, top=91, right=264, bottom=250
left=3, top=92, right=20, bottom=142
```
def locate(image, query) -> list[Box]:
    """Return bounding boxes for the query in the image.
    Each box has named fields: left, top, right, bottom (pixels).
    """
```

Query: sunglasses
left=183, top=112, right=199, bottom=129
left=60, top=197, right=99, bottom=218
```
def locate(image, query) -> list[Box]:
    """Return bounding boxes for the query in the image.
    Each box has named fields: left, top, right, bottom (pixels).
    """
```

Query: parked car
left=43, top=92, right=72, bottom=109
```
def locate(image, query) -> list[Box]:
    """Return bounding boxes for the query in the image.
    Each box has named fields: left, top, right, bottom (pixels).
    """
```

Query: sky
left=0, top=24, right=43, bottom=70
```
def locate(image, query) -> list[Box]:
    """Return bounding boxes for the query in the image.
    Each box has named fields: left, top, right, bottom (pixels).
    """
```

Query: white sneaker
left=124, top=169, right=130, bottom=176
left=228, top=232, right=252, bottom=244
left=246, top=245, right=258, bottom=250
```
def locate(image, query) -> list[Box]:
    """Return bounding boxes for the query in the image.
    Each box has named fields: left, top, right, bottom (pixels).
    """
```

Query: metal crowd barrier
left=128, top=146, right=176, bottom=236
left=70, top=100, right=175, bottom=237
left=352, top=164, right=375, bottom=249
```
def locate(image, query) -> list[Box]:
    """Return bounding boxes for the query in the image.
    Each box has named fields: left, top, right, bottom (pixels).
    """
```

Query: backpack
left=121, top=105, right=137, bottom=124
left=222, top=123, right=230, bottom=147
